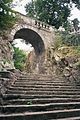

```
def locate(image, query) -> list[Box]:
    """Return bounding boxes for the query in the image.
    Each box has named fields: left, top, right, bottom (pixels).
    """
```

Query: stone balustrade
left=35, top=20, right=50, bottom=30
left=15, top=12, right=51, bottom=31
left=0, top=8, right=51, bottom=31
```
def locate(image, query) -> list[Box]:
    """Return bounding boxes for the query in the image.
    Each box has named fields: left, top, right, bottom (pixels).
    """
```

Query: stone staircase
left=0, top=73, right=80, bottom=120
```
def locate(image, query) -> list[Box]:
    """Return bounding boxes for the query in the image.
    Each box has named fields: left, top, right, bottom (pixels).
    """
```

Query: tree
left=72, top=18, right=80, bottom=32
left=63, top=20, right=73, bottom=32
left=25, top=0, right=80, bottom=28
left=0, top=0, right=16, bottom=29
left=59, top=30, right=80, bottom=46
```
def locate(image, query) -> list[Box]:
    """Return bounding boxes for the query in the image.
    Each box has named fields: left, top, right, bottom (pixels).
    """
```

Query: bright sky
left=12, top=0, right=31, bottom=15
left=13, top=39, right=33, bottom=52
left=70, top=5, right=80, bottom=21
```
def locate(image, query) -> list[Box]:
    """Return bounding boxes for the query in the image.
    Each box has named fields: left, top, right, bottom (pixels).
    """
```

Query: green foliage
left=0, top=0, right=16, bottom=30
left=54, top=28, right=80, bottom=57
left=54, top=31, right=63, bottom=49
left=59, top=18, right=80, bottom=46
left=27, top=100, right=32, bottom=105
left=72, top=18, right=80, bottom=32
left=63, top=20, right=73, bottom=32
left=13, top=47, right=27, bottom=71
left=25, top=0, right=80, bottom=28
left=74, top=46, right=80, bottom=54
left=60, top=31, right=80, bottom=46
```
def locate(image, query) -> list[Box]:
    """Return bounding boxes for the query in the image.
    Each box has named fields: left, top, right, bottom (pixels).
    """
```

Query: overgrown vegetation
left=0, top=0, right=17, bottom=30
left=60, top=32, right=80, bottom=46
left=13, top=47, right=27, bottom=71
left=54, top=30, right=80, bottom=57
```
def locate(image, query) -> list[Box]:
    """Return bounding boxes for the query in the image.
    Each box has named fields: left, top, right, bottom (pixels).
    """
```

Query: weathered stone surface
left=0, top=12, right=80, bottom=77
left=0, top=36, right=14, bottom=71
left=0, top=12, right=55, bottom=73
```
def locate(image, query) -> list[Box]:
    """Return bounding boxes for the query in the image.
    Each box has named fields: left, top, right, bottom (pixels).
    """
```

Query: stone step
left=14, top=82, right=71, bottom=86
left=0, top=109, right=80, bottom=120
left=15, top=80, right=66, bottom=83
left=1, top=73, right=80, bottom=120
left=19, top=74, right=62, bottom=78
left=10, top=85, right=77, bottom=89
left=3, top=94, right=80, bottom=100
left=17, top=77, right=65, bottom=80
left=19, top=75, right=56, bottom=79
left=1, top=102, right=80, bottom=114
left=8, top=86, right=80, bottom=91
left=4, top=98, right=80, bottom=105
left=11, top=84, right=76, bottom=88
left=6, top=89, right=80, bottom=95
left=16, top=80, right=66, bottom=83
left=22, top=76, right=59, bottom=79
left=18, top=78, right=64, bottom=81
left=58, top=116, right=80, bottom=120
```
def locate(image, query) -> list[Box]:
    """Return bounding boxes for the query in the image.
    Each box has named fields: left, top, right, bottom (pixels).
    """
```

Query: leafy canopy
left=25, top=0, right=80, bottom=28
left=0, top=0, right=16, bottom=29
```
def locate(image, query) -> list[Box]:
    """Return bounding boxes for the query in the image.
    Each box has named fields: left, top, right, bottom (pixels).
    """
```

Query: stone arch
left=14, top=28, right=45, bottom=55
left=12, top=27, right=45, bottom=73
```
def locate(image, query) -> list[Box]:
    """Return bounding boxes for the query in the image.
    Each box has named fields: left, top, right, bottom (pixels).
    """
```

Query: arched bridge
left=9, top=12, right=55, bottom=73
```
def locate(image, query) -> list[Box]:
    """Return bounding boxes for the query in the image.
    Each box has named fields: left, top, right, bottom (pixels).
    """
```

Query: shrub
left=13, top=47, right=27, bottom=71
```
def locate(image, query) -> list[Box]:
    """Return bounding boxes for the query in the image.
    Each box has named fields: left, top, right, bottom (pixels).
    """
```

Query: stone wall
left=0, top=31, right=15, bottom=71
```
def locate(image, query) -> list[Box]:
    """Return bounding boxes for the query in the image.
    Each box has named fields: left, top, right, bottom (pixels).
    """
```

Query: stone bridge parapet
left=15, top=12, right=53, bottom=32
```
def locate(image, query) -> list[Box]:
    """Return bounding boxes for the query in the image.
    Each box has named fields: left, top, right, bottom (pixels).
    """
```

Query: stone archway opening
left=14, top=28, right=45, bottom=55
left=13, top=28, right=45, bottom=73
